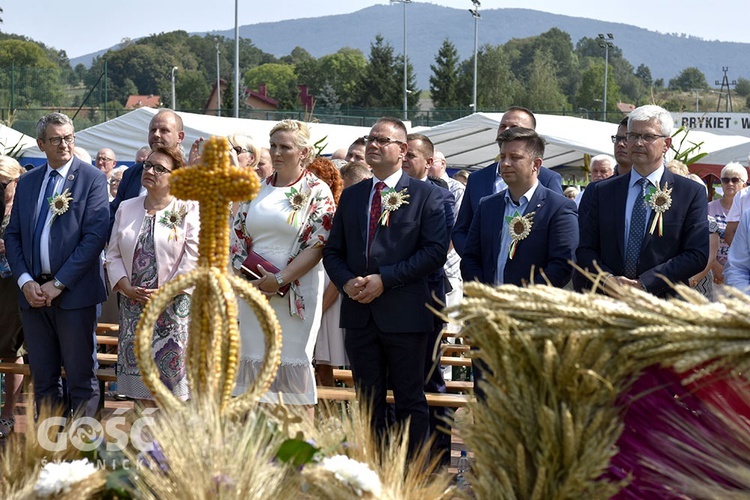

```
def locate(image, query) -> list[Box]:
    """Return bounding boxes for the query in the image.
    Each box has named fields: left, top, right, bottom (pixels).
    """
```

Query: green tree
left=636, top=64, right=653, bottom=88
left=575, top=60, right=621, bottom=121
left=429, top=38, right=461, bottom=108
left=522, top=49, right=569, bottom=112
left=669, top=67, right=709, bottom=91
left=163, top=69, right=210, bottom=111
left=316, top=82, right=340, bottom=113
left=244, top=63, right=299, bottom=109
left=735, top=77, right=750, bottom=97
left=473, top=44, right=521, bottom=110
left=316, top=48, right=367, bottom=106
left=356, top=35, right=399, bottom=108
left=394, top=54, right=420, bottom=111
left=0, top=39, right=62, bottom=107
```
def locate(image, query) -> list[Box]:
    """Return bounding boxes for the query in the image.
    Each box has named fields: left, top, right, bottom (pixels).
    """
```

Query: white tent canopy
left=422, top=113, right=616, bottom=170
left=422, top=112, right=750, bottom=173
left=1, top=124, right=36, bottom=157
left=20, top=108, right=371, bottom=165
left=697, top=141, right=750, bottom=167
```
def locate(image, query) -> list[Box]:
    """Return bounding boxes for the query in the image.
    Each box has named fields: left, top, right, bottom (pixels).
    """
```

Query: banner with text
left=671, top=112, right=750, bottom=137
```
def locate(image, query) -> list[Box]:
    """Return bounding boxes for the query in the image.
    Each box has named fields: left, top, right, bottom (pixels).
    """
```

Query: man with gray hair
left=577, top=104, right=708, bottom=297
left=428, top=150, right=465, bottom=210
left=589, top=154, right=616, bottom=182
left=5, top=112, right=109, bottom=417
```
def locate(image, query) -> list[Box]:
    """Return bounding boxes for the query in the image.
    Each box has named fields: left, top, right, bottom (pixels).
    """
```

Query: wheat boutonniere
left=506, top=210, right=535, bottom=259
left=378, top=187, right=410, bottom=226
left=646, top=183, right=672, bottom=236
left=159, top=205, right=188, bottom=241
left=48, top=189, right=73, bottom=224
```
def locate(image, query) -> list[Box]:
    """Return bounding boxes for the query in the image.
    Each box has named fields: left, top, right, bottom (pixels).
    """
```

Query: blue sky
left=4, top=1, right=749, bottom=58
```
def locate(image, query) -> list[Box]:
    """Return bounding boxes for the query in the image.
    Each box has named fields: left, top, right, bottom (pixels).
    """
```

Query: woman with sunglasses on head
left=708, top=162, right=748, bottom=284
left=230, top=119, right=336, bottom=413
left=106, top=146, right=199, bottom=406
left=0, top=156, right=27, bottom=438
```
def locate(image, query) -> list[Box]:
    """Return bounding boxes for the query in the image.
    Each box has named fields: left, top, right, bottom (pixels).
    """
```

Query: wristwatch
left=274, top=273, right=285, bottom=287
left=52, top=278, right=65, bottom=291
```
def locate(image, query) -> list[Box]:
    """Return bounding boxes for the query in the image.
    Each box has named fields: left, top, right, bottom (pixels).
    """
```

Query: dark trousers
left=22, top=304, right=100, bottom=417
left=346, top=317, right=429, bottom=455
left=424, top=321, right=450, bottom=465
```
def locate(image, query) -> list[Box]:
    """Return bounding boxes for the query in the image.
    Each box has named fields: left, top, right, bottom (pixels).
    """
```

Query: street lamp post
left=216, top=40, right=221, bottom=116
left=390, top=0, right=411, bottom=121
left=469, top=1, right=481, bottom=113
left=171, top=66, right=178, bottom=110
left=597, top=33, right=614, bottom=121
left=234, top=0, right=239, bottom=118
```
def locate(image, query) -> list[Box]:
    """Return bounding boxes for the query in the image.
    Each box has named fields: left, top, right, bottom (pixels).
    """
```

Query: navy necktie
left=32, top=169, right=59, bottom=278
left=623, top=178, right=649, bottom=279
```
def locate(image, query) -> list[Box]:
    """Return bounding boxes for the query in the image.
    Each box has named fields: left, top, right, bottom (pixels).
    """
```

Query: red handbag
left=240, top=251, right=290, bottom=297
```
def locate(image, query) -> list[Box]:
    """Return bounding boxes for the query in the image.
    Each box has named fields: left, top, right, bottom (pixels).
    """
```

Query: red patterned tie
left=368, top=181, right=386, bottom=252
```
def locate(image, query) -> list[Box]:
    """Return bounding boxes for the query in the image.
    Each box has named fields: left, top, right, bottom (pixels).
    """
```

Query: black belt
left=37, top=274, right=53, bottom=283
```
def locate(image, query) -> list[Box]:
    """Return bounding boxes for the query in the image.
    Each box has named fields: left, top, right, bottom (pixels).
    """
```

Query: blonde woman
left=230, top=120, right=336, bottom=407
left=0, top=157, right=26, bottom=438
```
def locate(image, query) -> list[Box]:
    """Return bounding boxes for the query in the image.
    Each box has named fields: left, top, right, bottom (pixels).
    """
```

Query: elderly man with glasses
left=577, top=104, right=708, bottom=297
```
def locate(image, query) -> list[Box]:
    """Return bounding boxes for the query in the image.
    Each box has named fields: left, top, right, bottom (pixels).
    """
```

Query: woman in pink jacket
left=106, top=146, right=199, bottom=404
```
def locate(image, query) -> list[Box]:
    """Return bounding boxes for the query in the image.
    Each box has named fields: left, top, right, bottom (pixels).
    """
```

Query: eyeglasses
left=46, top=135, right=75, bottom=146
left=143, top=161, right=172, bottom=175
left=722, top=177, right=744, bottom=184
left=626, top=133, right=667, bottom=143
left=611, top=135, right=627, bottom=144
left=96, top=156, right=114, bottom=162
left=232, top=146, right=248, bottom=155
left=363, top=135, right=404, bottom=146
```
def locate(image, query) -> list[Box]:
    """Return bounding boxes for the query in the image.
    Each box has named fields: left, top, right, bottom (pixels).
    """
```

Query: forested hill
left=72, top=3, right=750, bottom=89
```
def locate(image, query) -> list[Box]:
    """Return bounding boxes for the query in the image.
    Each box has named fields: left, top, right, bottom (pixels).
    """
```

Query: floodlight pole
left=171, top=67, right=178, bottom=110
left=234, top=0, right=240, bottom=118
left=598, top=33, right=614, bottom=121
left=216, top=40, right=221, bottom=116
left=391, top=0, right=411, bottom=121
left=469, top=1, right=481, bottom=113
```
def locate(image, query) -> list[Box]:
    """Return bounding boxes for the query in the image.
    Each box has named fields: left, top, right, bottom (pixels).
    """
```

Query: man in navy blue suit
left=577, top=105, right=708, bottom=297
left=461, top=127, right=578, bottom=288
left=5, top=113, right=110, bottom=417
left=452, top=106, right=563, bottom=256
left=110, top=109, right=185, bottom=229
left=323, top=118, right=449, bottom=455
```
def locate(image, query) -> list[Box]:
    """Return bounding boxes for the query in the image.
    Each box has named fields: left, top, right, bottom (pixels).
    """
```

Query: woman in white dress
left=230, top=120, right=336, bottom=406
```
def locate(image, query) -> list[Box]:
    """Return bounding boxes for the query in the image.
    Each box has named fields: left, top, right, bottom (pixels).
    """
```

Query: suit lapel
left=613, top=175, right=628, bottom=261
left=359, top=178, right=374, bottom=246
left=640, top=169, right=674, bottom=252
left=492, top=195, right=506, bottom=270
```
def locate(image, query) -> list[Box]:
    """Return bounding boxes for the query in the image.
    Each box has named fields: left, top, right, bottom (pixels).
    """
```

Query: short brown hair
left=148, top=146, right=185, bottom=171
left=496, top=127, right=545, bottom=159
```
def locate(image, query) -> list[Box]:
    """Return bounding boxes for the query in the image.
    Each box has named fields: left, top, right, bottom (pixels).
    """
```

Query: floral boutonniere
left=378, top=187, right=410, bottom=226
left=645, top=183, right=672, bottom=236
left=159, top=205, right=188, bottom=241
left=506, top=210, right=535, bottom=259
left=48, top=189, right=73, bottom=224
left=285, top=187, right=309, bottom=226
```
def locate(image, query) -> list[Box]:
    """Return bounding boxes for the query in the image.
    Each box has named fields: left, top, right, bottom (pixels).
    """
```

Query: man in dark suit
left=452, top=106, right=563, bottom=256
left=323, top=118, right=449, bottom=454
left=461, top=127, right=578, bottom=288
left=403, top=132, right=455, bottom=466
left=110, top=109, right=185, bottom=229
left=577, top=105, right=708, bottom=297
left=5, top=113, right=110, bottom=417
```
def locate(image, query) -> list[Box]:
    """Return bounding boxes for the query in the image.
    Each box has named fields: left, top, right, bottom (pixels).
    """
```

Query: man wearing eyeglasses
left=577, top=104, right=708, bottom=297
left=95, top=148, right=117, bottom=180
left=4, top=112, right=109, bottom=417
left=110, top=109, right=184, bottom=230
left=323, top=117, right=449, bottom=458
left=452, top=106, right=563, bottom=256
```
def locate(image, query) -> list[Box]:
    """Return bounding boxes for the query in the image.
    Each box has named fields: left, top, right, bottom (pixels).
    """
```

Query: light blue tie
left=32, top=169, right=59, bottom=277
left=623, top=178, right=648, bottom=279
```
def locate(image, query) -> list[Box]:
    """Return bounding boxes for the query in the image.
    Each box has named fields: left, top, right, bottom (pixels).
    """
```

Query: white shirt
left=727, top=185, right=750, bottom=223
left=367, top=169, right=403, bottom=250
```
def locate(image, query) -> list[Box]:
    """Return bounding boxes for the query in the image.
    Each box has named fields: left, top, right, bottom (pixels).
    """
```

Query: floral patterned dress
left=230, top=170, right=335, bottom=404
left=117, top=214, right=191, bottom=400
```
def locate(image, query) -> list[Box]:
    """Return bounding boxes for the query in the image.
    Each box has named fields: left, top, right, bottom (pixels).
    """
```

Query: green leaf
left=275, top=438, right=319, bottom=467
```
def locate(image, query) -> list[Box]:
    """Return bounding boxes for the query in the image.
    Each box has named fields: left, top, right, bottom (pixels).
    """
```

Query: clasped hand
left=343, top=274, right=384, bottom=304
left=22, top=280, right=63, bottom=308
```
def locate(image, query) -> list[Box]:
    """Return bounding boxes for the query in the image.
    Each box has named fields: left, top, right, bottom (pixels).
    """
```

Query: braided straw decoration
left=135, top=136, right=282, bottom=415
